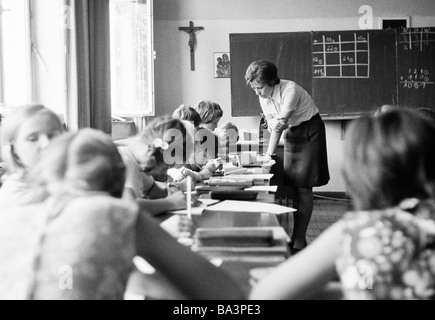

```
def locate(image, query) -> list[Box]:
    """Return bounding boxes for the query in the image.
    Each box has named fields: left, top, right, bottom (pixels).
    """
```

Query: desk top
left=126, top=208, right=289, bottom=299
left=195, top=210, right=280, bottom=229
left=168, top=193, right=294, bottom=216
left=126, top=171, right=293, bottom=300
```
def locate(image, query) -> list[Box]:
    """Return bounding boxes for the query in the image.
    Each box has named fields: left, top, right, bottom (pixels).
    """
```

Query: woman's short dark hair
left=343, top=108, right=435, bottom=210
left=244, top=60, right=280, bottom=87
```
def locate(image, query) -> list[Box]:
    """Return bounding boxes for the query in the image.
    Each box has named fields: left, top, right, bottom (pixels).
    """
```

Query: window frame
left=0, top=0, right=34, bottom=111
left=379, top=16, right=411, bottom=30
left=109, top=0, right=155, bottom=117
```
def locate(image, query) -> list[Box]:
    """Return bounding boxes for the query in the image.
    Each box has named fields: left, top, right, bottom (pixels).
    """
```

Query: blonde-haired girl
left=0, top=104, right=64, bottom=209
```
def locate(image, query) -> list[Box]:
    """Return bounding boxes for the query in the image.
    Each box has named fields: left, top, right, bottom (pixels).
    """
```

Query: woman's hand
left=266, top=117, right=286, bottom=132
left=267, top=117, right=279, bottom=131
left=274, top=118, right=287, bottom=132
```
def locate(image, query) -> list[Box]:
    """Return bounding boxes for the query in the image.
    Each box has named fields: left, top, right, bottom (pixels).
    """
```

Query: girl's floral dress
left=336, top=198, right=435, bottom=299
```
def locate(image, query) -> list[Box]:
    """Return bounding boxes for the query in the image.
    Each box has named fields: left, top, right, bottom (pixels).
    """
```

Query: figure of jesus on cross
left=179, top=21, right=204, bottom=71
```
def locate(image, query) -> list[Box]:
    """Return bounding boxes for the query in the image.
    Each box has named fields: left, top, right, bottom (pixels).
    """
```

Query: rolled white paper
left=186, top=176, right=192, bottom=219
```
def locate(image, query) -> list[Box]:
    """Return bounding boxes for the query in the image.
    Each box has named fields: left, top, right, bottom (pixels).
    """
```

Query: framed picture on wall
left=214, top=52, right=230, bottom=78
left=379, top=16, right=410, bottom=29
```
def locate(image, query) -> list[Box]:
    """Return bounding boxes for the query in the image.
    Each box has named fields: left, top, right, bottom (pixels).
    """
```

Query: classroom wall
left=153, top=0, right=435, bottom=193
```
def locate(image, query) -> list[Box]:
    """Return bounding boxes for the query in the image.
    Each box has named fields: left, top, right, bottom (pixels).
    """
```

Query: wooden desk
left=126, top=209, right=289, bottom=299
left=126, top=170, right=294, bottom=299
left=196, top=209, right=280, bottom=228
left=236, top=141, right=291, bottom=203
left=199, top=189, right=294, bottom=235
left=199, top=190, right=276, bottom=204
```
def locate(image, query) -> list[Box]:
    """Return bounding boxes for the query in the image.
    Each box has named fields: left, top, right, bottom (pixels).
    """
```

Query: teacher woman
left=245, top=60, right=330, bottom=253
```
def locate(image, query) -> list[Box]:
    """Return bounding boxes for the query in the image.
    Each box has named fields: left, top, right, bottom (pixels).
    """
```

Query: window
left=379, top=17, right=410, bottom=30
left=109, top=0, right=154, bottom=116
left=0, top=0, right=67, bottom=117
left=0, top=0, right=32, bottom=111
left=0, top=0, right=152, bottom=124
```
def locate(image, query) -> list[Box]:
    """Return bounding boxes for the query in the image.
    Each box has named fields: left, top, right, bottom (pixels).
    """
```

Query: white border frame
left=379, top=16, right=410, bottom=29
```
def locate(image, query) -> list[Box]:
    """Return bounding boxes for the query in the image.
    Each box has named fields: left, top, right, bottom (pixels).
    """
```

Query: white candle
left=186, top=176, right=192, bottom=219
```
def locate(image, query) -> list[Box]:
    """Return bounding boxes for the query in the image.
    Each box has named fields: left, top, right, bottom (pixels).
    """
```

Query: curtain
left=71, top=0, right=111, bottom=133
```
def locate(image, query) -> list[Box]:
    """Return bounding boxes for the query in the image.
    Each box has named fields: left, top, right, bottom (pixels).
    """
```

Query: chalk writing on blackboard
left=312, top=32, right=370, bottom=78
left=399, top=28, right=435, bottom=51
left=400, top=68, right=434, bottom=89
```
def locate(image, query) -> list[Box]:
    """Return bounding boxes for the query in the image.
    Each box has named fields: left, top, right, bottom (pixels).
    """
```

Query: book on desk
left=208, top=177, right=253, bottom=187
left=192, top=227, right=290, bottom=261
left=208, top=175, right=272, bottom=187
left=196, top=228, right=274, bottom=247
left=210, top=190, right=259, bottom=201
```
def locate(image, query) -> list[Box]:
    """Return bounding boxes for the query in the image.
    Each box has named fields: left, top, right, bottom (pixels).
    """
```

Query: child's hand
left=160, top=215, right=195, bottom=239
left=190, top=192, right=201, bottom=207
left=167, top=167, right=184, bottom=181
left=211, top=158, right=221, bottom=169
left=167, top=189, right=201, bottom=210
left=167, top=190, right=187, bottom=210
left=181, top=167, right=202, bottom=181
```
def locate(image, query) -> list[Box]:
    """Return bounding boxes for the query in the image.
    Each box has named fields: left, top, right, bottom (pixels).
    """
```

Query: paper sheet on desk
left=168, top=199, right=221, bottom=215
left=223, top=174, right=274, bottom=180
left=245, top=186, right=278, bottom=192
left=205, top=200, right=296, bottom=215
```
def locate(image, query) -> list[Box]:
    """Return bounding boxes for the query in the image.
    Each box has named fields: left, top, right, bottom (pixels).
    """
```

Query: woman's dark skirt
left=283, top=113, right=330, bottom=188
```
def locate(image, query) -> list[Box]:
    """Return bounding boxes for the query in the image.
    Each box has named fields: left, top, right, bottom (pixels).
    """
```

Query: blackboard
left=312, top=30, right=397, bottom=117
left=230, top=28, right=435, bottom=118
left=230, top=32, right=312, bottom=117
left=397, top=27, right=435, bottom=109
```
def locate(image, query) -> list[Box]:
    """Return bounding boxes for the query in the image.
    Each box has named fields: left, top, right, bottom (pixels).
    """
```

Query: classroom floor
left=276, top=196, right=353, bottom=244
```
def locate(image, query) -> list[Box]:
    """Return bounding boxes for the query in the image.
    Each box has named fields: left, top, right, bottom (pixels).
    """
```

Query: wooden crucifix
left=179, top=21, right=204, bottom=71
